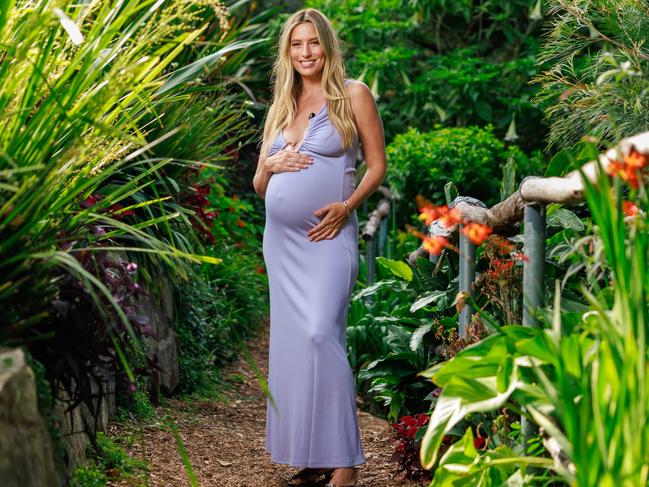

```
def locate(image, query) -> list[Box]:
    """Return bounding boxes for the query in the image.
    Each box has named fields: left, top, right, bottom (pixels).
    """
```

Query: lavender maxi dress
left=262, top=83, right=366, bottom=468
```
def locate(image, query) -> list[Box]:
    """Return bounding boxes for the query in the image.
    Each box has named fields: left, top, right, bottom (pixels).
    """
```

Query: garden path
left=109, top=319, right=428, bottom=487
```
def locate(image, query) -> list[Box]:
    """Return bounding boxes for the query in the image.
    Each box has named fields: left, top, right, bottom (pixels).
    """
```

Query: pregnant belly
left=265, top=161, right=342, bottom=229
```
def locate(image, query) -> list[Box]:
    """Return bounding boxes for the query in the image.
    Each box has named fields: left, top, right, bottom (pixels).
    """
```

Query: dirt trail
left=109, top=320, right=429, bottom=486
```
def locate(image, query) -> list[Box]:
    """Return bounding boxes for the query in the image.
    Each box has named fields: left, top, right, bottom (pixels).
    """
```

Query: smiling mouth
left=299, top=60, right=316, bottom=68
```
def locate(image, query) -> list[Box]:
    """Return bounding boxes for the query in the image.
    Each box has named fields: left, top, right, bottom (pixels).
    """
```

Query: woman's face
left=289, top=22, right=325, bottom=78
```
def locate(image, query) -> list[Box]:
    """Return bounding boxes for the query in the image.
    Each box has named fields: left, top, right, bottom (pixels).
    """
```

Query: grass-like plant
left=0, top=0, right=261, bottom=376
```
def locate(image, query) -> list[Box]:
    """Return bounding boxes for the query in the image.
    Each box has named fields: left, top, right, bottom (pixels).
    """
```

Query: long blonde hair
left=259, top=8, right=357, bottom=159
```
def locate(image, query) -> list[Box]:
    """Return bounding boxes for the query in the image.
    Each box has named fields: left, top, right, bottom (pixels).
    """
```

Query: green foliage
left=430, top=428, right=545, bottom=486
left=307, top=0, right=547, bottom=146
left=532, top=0, right=649, bottom=150
left=70, top=463, right=107, bottom=487
left=386, top=126, right=544, bottom=213
left=348, top=255, right=459, bottom=420
left=116, top=388, right=156, bottom=423
left=419, top=144, right=649, bottom=484
left=174, top=242, right=268, bottom=396
left=72, top=432, right=148, bottom=486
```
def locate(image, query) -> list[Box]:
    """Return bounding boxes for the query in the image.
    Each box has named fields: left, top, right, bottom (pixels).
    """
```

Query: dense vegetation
left=2, top=0, right=649, bottom=485
left=329, top=0, right=649, bottom=484
left=0, top=0, right=270, bottom=481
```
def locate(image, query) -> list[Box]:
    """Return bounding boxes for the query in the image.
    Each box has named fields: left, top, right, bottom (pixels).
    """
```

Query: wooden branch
left=361, top=186, right=393, bottom=241
left=407, top=130, right=649, bottom=263
left=362, top=198, right=391, bottom=240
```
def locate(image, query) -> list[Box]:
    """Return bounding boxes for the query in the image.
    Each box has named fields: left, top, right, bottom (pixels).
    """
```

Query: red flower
left=462, top=223, right=492, bottom=245
left=80, top=194, right=102, bottom=209
left=608, top=157, right=642, bottom=189
left=108, top=203, right=135, bottom=218
left=236, top=219, right=246, bottom=228
left=474, top=435, right=486, bottom=449
left=418, top=205, right=443, bottom=226
left=622, top=200, right=639, bottom=217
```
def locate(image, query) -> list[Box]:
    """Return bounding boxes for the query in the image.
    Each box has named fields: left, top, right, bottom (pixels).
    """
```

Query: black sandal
left=287, top=468, right=334, bottom=486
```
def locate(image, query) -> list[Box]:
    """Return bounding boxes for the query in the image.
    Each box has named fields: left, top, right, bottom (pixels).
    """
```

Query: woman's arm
left=345, top=80, right=387, bottom=212
left=253, top=151, right=273, bottom=199
left=307, top=80, right=387, bottom=242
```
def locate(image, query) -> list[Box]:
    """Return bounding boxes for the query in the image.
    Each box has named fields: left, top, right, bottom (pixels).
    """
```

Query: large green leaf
left=376, top=256, right=413, bottom=282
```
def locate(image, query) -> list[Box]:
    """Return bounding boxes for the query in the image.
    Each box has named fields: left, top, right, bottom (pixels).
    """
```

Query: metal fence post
left=366, top=236, right=375, bottom=286
left=458, top=227, right=476, bottom=338
left=378, top=217, right=388, bottom=256
left=523, top=204, right=546, bottom=328
left=522, top=203, right=546, bottom=450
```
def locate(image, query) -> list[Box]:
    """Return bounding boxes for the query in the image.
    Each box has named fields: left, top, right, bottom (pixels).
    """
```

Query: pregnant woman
left=252, top=8, right=386, bottom=487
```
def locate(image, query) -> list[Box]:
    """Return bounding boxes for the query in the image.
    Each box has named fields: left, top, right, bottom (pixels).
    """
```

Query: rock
left=0, top=348, right=59, bottom=487
left=53, top=373, right=116, bottom=481
left=137, top=276, right=179, bottom=395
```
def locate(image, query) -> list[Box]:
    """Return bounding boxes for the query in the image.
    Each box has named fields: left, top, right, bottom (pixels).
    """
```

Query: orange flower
left=439, top=207, right=462, bottom=229
left=623, top=150, right=647, bottom=169
left=622, top=167, right=641, bottom=189
left=418, top=205, right=443, bottom=226
left=622, top=200, right=639, bottom=217
left=422, top=235, right=449, bottom=256
left=236, top=219, right=246, bottom=228
left=462, top=223, right=492, bottom=245
left=608, top=156, right=642, bottom=189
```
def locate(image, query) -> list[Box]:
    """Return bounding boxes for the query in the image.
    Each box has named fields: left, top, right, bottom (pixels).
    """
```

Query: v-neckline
left=281, top=101, right=328, bottom=151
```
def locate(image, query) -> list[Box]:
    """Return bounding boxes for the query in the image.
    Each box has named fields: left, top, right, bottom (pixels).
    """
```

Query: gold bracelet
left=342, top=200, right=351, bottom=217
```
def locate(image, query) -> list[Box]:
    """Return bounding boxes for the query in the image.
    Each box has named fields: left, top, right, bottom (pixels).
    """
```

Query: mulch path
left=108, top=319, right=430, bottom=487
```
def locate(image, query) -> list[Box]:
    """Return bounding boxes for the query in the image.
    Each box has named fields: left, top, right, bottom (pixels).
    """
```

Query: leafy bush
left=307, top=0, right=547, bottom=147
left=386, top=126, right=544, bottom=215
left=70, top=463, right=107, bottom=487
left=174, top=243, right=268, bottom=396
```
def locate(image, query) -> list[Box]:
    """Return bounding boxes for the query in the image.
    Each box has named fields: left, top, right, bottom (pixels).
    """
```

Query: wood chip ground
left=108, top=319, right=429, bottom=487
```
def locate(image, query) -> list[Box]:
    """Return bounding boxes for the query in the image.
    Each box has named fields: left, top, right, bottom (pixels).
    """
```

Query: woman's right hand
left=264, top=141, right=314, bottom=173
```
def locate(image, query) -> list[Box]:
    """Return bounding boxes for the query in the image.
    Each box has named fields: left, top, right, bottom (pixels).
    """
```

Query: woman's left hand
left=308, top=202, right=349, bottom=241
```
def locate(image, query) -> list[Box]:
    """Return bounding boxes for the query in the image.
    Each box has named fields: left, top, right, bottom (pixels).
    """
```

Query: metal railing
left=409, top=130, right=649, bottom=338
left=407, top=130, right=649, bottom=447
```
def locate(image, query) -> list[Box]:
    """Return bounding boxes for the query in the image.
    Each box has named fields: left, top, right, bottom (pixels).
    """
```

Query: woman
left=253, top=8, right=386, bottom=487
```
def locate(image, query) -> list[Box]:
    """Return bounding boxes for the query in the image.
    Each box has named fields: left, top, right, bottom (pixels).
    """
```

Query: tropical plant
left=349, top=255, right=457, bottom=420
left=419, top=143, right=649, bottom=485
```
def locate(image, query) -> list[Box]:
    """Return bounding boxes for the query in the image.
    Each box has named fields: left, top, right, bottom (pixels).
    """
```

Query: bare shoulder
left=345, top=79, right=377, bottom=118
left=346, top=79, right=373, bottom=102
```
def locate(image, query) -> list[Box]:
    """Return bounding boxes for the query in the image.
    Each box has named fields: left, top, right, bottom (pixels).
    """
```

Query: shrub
left=174, top=243, right=268, bottom=396
left=306, top=0, right=547, bottom=147
left=386, top=126, right=544, bottom=216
